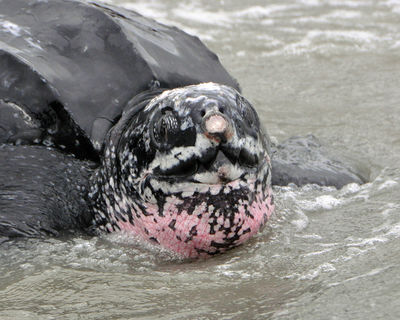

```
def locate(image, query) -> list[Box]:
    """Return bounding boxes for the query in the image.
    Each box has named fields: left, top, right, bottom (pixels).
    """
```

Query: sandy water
left=1, top=0, right=400, bottom=319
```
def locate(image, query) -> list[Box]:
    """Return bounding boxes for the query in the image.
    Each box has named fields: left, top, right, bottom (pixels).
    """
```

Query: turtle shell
left=0, top=0, right=239, bottom=161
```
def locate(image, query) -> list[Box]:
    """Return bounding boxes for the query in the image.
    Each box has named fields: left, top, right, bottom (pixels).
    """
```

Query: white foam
left=296, top=234, right=323, bottom=240
left=172, top=7, right=231, bottom=27
left=385, top=223, right=400, bottom=238
left=298, top=29, right=380, bottom=48
left=339, top=183, right=362, bottom=196
left=120, top=2, right=168, bottom=21
left=318, top=242, right=340, bottom=248
left=233, top=5, right=296, bottom=19
left=299, top=263, right=336, bottom=280
left=326, top=0, right=369, bottom=8
left=346, top=236, right=388, bottom=248
left=263, top=27, right=385, bottom=56
left=291, top=210, right=309, bottom=231
left=299, top=194, right=342, bottom=211
left=328, top=267, right=391, bottom=288
left=296, top=0, right=321, bottom=6
left=324, top=10, right=362, bottom=19
left=302, top=248, right=333, bottom=257
left=378, top=179, right=398, bottom=190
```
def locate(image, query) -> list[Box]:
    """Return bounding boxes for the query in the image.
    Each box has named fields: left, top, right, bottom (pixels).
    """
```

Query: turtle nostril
left=200, top=109, right=206, bottom=117
left=218, top=106, right=225, bottom=114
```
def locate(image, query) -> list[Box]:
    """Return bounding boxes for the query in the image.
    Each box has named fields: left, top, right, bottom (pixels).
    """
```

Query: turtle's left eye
left=151, top=109, right=180, bottom=149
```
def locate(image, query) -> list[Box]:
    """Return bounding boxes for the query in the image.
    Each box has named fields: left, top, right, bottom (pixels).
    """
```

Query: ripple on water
left=0, top=168, right=398, bottom=317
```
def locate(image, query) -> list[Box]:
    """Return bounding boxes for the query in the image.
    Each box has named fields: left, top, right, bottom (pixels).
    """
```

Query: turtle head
left=90, top=83, right=274, bottom=258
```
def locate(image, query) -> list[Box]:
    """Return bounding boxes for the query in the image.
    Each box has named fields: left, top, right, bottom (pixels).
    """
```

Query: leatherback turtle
left=0, top=0, right=365, bottom=257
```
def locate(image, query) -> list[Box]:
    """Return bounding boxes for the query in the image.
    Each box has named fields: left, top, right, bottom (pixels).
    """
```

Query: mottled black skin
left=88, top=84, right=272, bottom=256
left=0, top=0, right=366, bottom=241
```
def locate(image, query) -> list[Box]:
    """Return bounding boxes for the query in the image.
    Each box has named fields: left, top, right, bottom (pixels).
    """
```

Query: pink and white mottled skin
left=116, top=184, right=274, bottom=258
left=89, top=83, right=274, bottom=258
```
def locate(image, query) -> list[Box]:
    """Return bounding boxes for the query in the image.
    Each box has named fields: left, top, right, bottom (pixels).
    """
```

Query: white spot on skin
left=180, top=117, right=194, bottom=130
left=193, top=163, right=244, bottom=184
left=150, top=133, right=214, bottom=172
left=224, top=219, right=231, bottom=228
left=144, top=83, right=235, bottom=112
left=185, top=96, right=206, bottom=105
left=210, top=185, right=223, bottom=196
left=193, top=171, right=220, bottom=184
left=181, top=190, right=195, bottom=198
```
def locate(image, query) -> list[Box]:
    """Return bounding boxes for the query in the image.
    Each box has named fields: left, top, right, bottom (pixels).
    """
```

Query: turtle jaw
left=149, top=129, right=266, bottom=188
left=91, top=140, right=273, bottom=258
left=114, top=175, right=274, bottom=258
left=152, top=151, right=253, bottom=186
left=113, top=151, right=273, bottom=258
left=92, top=173, right=273, bottom=258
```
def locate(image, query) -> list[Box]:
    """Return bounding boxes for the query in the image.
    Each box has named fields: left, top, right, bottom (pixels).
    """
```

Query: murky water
left=1, top=0, right=400, bottom=319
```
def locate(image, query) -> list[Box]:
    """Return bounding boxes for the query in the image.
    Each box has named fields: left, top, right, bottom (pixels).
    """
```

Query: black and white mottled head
left=89, top=83, right=274, bottom=258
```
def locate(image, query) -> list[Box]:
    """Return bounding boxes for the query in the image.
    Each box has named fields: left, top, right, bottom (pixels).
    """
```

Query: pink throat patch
left=114, top=185, right=274, bottom=258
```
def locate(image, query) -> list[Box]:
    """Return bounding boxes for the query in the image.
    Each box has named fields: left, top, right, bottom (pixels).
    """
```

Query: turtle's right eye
left=151, top=109, right=180, bottom=149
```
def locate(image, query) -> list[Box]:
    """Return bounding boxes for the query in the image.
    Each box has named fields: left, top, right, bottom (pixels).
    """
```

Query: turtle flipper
left=0, top=144, right=94, bottom=239
left=271, top=134, right=367, bottom=189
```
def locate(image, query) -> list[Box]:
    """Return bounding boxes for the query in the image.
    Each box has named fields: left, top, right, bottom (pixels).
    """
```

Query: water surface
left=1, top=0, right=400, bottom=319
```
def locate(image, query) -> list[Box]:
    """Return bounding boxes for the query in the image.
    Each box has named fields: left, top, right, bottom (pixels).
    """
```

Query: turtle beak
left=193, top=149, right=244, bottom=184
left=209, top=150, right=241, bottom=183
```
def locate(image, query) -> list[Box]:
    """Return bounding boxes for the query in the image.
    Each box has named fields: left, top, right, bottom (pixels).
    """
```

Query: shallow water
left=1, top=0, right=400, bottom=319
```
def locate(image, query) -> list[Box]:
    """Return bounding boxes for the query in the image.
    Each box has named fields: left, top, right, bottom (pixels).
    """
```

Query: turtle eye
left=152, top=109, right=180, bottom=148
